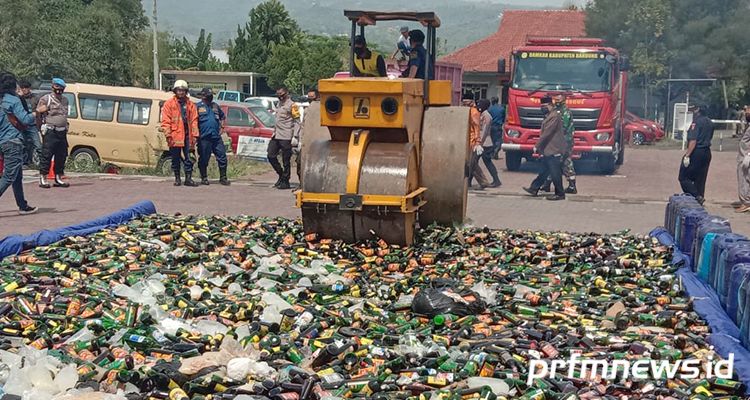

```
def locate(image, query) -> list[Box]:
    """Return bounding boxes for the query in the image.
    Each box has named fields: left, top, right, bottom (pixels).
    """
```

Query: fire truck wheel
left=505, top=152, right=522, bottom=171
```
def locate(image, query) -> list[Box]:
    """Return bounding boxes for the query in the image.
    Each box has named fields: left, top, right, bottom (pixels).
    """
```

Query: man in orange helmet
left=161, top=80, right=199, bottom=187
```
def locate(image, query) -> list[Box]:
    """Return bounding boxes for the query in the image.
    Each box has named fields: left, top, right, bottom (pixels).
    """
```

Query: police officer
left=352, top=36, right=386, bottom=78
left=679, top=104, right=714, bottom=205
left=196, top=88, right=229, bottom=186
left=268, top=86, right=300, bottom=190
left=542, top=93, right=577, bottom=194
left=403, top=30, right=433, bottom=80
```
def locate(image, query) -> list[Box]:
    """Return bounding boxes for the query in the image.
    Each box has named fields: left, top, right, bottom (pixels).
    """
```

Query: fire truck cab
left=502, top=37, right=629, bottom=174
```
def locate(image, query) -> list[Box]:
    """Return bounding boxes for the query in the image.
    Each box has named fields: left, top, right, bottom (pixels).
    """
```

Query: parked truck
left=502, top=37, right=629, bottom=174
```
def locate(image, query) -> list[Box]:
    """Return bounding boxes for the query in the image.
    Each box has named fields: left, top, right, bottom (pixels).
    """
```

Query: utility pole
left=152, top=0, right=159, bottom=90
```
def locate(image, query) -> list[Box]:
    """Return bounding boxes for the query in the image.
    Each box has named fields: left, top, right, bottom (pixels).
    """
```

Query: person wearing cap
left=404, top=30, right=432, bottom=80
left=268, top=86, right=299, bottom=190
left=391, top=26, right=411, bottom=61
left=196, top=88, right=229, bottom=186
left=0, top=71, right=38, bottom=215
left=463, top=93, right=489, bottom=190
left=36, top=77, right=70, bottom=188
left=161, top=80, right=199, bottom=187
left=524, top=95, right=567, bottom=201
left=679, top=104, right=714, bottom=205
left=352, top=35, right=386, bottom=78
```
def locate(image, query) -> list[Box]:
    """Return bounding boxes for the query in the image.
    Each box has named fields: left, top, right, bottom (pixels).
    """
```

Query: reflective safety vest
left=356, top=51, right=382, bottom=77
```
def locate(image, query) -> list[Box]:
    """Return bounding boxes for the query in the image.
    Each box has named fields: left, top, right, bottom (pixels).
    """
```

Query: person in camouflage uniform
left=542, top=93, right=577, bottom=194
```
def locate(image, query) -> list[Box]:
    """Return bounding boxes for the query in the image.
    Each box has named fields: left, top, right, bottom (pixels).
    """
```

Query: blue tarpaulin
left=651, top=227, right=750, bottom=393
left=0, top=201, right=156, bottom=259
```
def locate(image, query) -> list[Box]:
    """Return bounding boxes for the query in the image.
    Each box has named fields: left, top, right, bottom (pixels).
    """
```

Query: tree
left=264, top=35, right=345, bottom=93
left=0, top=0, right=148, bottom=85
left=169, top=29, right=226, bottom=71
left=229, top=0, right=301, bottom=72
left=585, top=0, right=750, bottom=108
left=131, top=31, right=175, bottom=88
left=228, top=25, right=268, bottom=72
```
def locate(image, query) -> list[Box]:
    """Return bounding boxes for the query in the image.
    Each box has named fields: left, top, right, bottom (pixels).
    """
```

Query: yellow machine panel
left=319, top=78, right=424, bottom=129
left=428, top=80, right=453, bottom=106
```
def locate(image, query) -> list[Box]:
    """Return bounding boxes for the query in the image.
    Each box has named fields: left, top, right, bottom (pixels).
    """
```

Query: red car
left=218, top=101, right=276, bottom=160
left=624, top=112, right=665, bottom=145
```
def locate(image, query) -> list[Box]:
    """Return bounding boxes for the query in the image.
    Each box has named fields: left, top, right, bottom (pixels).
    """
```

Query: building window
left=462, top=83, right=489, bottom=100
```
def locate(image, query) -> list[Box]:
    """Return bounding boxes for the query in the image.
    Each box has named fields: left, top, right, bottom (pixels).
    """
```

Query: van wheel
left=70, top=148, right=100, bottom=171
left=156, top=155, right=172, bottom=176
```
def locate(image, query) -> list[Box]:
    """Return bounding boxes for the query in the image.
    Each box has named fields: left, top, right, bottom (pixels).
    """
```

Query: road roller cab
left=296, top=10, right=471, bottom=245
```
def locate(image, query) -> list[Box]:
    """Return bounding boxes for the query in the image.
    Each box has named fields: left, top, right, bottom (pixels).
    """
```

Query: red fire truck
left=502, top=37, right=629, bottom=174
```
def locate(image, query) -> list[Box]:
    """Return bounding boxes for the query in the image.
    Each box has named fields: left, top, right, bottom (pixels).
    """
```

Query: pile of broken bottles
left=0, top=214, right=743, bottom=400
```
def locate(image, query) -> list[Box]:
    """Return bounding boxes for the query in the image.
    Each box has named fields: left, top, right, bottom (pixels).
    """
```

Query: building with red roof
left=441, top=9, right=586, bottom=100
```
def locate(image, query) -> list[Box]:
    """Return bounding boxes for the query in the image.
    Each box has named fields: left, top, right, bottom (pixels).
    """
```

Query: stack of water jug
left=666, top=194, right=750, bottom=346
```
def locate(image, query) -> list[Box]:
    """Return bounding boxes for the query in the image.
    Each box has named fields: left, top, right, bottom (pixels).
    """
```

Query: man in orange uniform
left=161, top=80, right=199, bottom=187
left=464, top=93, right=489, bottom=190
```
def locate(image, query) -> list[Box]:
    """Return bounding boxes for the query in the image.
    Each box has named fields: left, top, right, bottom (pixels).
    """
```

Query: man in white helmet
left=160, top=80, right=199, bottom=186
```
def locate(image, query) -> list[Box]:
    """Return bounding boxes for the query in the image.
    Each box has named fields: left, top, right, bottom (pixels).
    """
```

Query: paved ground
left=1, top=141, right=748, bottom=239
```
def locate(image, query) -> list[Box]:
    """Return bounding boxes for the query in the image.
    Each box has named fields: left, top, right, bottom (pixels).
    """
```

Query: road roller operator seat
left=295, top=10, right=471, bottom=245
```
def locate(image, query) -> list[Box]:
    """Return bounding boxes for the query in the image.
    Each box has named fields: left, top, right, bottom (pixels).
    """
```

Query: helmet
left=199, top=87, right=213, bottom=97
left=173, top=80, right=189, bottom=91
left=51, top=78, right=66, bottom=88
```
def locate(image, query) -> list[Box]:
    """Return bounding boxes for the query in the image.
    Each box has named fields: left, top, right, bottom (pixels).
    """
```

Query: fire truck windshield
left=512, top=53, right=613, bottom=92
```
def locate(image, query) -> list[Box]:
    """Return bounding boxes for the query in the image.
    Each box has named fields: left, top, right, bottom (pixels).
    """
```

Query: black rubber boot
left=565, top=180, right=577, bottom=194
left=174, top=172, right=182, bottom=187
left=219, top=168, right=230, bottom=186
left=277, top=179, right=291, bottom=190
left=53, top=174, right=70, bottom=188
left=200, top=168, right=209, bottom=185
left=39, top=175, right=51, bottom=189
left=540, top=181, right=552, bottom=193
left=184, top=172, right=198, bottom=187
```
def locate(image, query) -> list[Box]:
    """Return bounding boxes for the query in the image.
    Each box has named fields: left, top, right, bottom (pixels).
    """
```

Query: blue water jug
left=696, top=232, right=718, bottom=278
left=670, top=199, right=703, bottom=238
left=666, top=194, right=696, bottom=235
left=678, top=209, right=710, bottom=256
left=719, top=247, right=750, bottom=307
left=727, top=264, right=750, bottom=324
left=691, top=218, right=731, bottom=268
left=709, top=234, right=749, bottom=289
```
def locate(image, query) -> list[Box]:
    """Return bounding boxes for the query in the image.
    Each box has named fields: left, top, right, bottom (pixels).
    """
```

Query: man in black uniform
left=679, top=104, right=714, bottom=205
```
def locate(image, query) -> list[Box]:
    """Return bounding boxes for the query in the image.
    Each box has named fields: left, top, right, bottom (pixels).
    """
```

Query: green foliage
left=130, top=31, right=174, bottom=88
left=264, top=35, right=345, bottom=93
left=228, top=0, right=300, bottom=73
left=169, top=29, right=227, bottom=71
left=585, top=0, right=750, bottom=104
left=0, top=0, right=147, bottom=85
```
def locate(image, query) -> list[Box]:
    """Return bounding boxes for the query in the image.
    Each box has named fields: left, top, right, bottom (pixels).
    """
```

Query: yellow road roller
left=296, top=10, right=470, bottom=245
